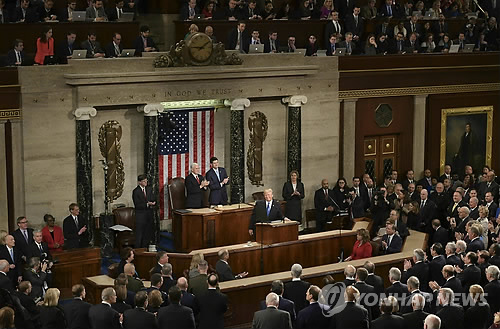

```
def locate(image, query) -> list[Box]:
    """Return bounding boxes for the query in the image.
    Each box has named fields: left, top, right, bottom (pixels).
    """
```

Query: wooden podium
left=255, top=220, right=299, bottom=245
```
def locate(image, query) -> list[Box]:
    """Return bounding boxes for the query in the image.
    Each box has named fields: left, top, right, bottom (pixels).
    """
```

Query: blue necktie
left=9, top=248, right=14, bottom=261
left=215, top=169, right=220, bottom=181
left=388, top=5, right=392, bottom=16
left=266, top=202, right=271, bottom=216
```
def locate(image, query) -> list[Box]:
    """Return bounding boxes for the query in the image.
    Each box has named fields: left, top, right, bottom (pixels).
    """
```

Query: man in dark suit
left=439, top=164, right=453, bottom=183
left=195, top=274, right=227, bottom=329
left=88, top=287, right=121, bottom=329
left=335, top=0, right=355, bottom=18
left=215, top=249, right=247, bottom=282
left=428, top=243, right=446, bottom=286
left=28, top=231, right=52, bottom=266
left=348, top=188, right=366, bottom=219
left=132, top=174, right=156, bottom=248
left=0, top=235, right=23, bottom=287
left=104, top=33, right=124, bottom=58
left=323, top=12, right=343, bottom=48
left=263, top=31, right=280, bottom=53
left=418, top=189, right=437, bottom=231
left=447, top=191, right=467, bottom=228
left=218, top=0, right=242, bottom=20
left=6, top=39, right=25, bottom=66
left=122, top=291, right=158, bottom=329
left=386, top=267, right=408, bottom=301
left=381, top=222, right=403, bottom=254
left=63, top=203, right=88, bottom=249
left=249, top=188, right=285, bottom=235
left=37, top=0, right=58, bottom=22
left=145, top=273, right=168, bottom=306
left=484, top=265, right=500, bottom=314
left=429, top=265, right=463, bottom=298
left=342, top=265, right=356, bottom=287
left=58, top=0, right=76, bottom=22
left=296, top=285, right=330, bottom=329
left=353, top=268, right=377, bottom=321
left=15, top=281, right=39, bottom=329
left=436, top=288, right=464, bottom=329
left=56, top=31, right=78, bottom=64
left=11, top=216, right=34, bottom=260
left=160, top=264, right=175, bottom=293
left=400, top=276, right=433, bottom=314
left=402, top=293, right=429, bottom=329
left=484, top=192, right=498, bottom=218
left=465, top=226, right=484, bottom=253
left=106, top=0, right=125, bottom=21
left=456, top=252, right=481, bottom=293
left=364, top=261, right=384, bottom=296
left=283, top=264, right=310, bottom=314
left=185, top=163, right=208, bottom=209
left=379, top=0, right=396, bottom=17
left=226, top=21, right=250, bottom=53
left=314, top=179, right=336, bottom=232
left=205, top=157, right=229, bottom=206
left=430, top=185, right=451, bottom=226
left=158, top=285, right=195, bottom=329
left=0, top=260, right=13, bottom=293
left=259, top=280, right=296, bottom=325
left=13, top=0, right=38, bottom=22
left=402, top=249, right=429, bottom=290
left=445, top=242, right=461, bottom=267
left=344, top=6, right=364, bottom=44
left=151, top=251, right=169, bottom=275
left=134, top=25, right=157, bottom=56
left=177, top=277, right=195, bottom=310
left=418, top=169, right=433, bottom=193
left=61, top=284, right=92, bottom=329
left=430, top=220, right=449, bottom=248
left=330, top=285, right=369, bottom=329
left=180, top=0, right=200, bottom=20
left=370, top=297, right=405, bottom=329
left=80, top=32, right=105, bottom=58
left=253, top=292, right=292, bottom=329
left=478, top=171, right=499, bottom=203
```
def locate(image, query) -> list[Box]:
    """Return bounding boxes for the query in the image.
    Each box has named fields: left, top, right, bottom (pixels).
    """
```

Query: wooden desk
left=82, top=274, right=151, bottom=305
left=255, top=220, right=299, bottom=245
left=136, top=219, right=370, bottom=280
left=51, top=247, right=101, bottom=298
left=173, top=203, right=253, bottom=252
left=219, top=229, right=427, bottom=327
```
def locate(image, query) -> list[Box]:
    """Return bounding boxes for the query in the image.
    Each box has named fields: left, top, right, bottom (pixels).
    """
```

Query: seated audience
left=37, top=0, right=57, bottom=22
left=320, top=0, right=334, bottom=19
left=41, top=214, right=64, bottom=252
left=381, top=222, right=403, bottom=254
left=180, top=0, right=200, bottom=20
left=14, top=0, right=38, bottom=22
left=134, top=25, right=158, bottom=56
left=262, top=1, right=276, bottom=20
left=124, top=263, right=144, bottom=293
left=107, top=0, right=125, bottom=21
left=38, top=288, right=66, bottom=329
left=6, top=39, right=25, bottom=67
left=34, top=26, right=54, bottom=65
left=59, top=0, right=77, bottom=22
left=202, top=1, right=215, bottom=19
left=105, top=32, right=124, bottom=58
left=86, top=0, right=107, bottom=21
left=56, top=31, right=78, bottom=64
left=364, top=34, right=378, bottom=55
left=215, top=249, right=248, bottom=282
left=305, top=35, right=318, bottom=56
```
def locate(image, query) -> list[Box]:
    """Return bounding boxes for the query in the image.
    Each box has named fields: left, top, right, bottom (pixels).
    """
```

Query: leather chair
left=252, top=191, right=265, bottom=201
left=168, top=177, right=186, bottom=210
left=112, top=207, right=136, bottom=251
left=108, top=263, right=120, bottom=279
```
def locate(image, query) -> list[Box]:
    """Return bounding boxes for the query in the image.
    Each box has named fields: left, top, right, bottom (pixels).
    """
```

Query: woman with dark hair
left=113, top=273, right=135, bottom=310
left=118, top=247, right=138, bottom=278
left=41, top=214, right=64, bottom=252
left=344, top=228, right=372, bottom=261
left=201, top=1, right=215, bottom=19
left=282, top=170, right=305, bottom=224
left=305, top=35, right=318, bottom=56
left=364, top=34, right=378, bottom=55
left=406, top=201, right=421, bottom=230
left=332, top=178, right=349, bottom=211
left=0, top=306, right=14, bottom=329
left=34, top=26, right=54, bottom=65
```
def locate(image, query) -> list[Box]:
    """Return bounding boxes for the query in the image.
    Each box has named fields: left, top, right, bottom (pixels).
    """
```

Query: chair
left=168, top=177, right=186, bottom=210
left=252, top=191, right=264, bottom=201
left=112, top=207, right=136, bottom=251
left=305, top=209, right=316, bottom=229
left=108, top=263, right=120, bottom=279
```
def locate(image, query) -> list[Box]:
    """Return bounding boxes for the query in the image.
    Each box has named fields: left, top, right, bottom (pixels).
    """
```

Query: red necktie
left=195, top=175, right=200, bottom=184
left=143, top=187, right=146, bottom=199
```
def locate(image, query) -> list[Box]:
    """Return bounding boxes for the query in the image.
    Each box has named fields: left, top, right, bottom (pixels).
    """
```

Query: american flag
left=158, top=109, right=214, bottom=219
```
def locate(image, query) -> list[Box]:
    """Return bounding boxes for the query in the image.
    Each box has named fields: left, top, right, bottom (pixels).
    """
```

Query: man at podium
left=248, top=189, right=285, bottom=236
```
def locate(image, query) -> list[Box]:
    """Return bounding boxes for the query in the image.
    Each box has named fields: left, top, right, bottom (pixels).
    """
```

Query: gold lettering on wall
left=247, top=111, right=268, bottom=186
left=0, top=109, right=21, bottom=121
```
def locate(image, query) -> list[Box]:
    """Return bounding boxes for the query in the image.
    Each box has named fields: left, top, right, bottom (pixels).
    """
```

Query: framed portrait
left=440, top=106, right=493, bottom=176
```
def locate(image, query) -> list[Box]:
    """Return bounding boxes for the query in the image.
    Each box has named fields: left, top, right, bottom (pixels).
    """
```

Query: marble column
left=137, top=103, right=164, bottom=246
left=343, top=99, right=358, bottom=180
left=413, top=95, right=428, bottom=176
left=73, top=107, right=97, bottom=247
left=225, top=99, right=250, bottom=204
left=282, top=95, right=307, bottom=177
left=0, top=123, right=8, bottom=232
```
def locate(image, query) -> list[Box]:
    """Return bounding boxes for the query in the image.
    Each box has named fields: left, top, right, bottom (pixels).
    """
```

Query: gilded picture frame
left=440, top=106, right=493, bottom=175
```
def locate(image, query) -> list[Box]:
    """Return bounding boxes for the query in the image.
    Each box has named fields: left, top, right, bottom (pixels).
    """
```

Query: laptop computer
left=72, top=49, right=87, bottom=59
left=71, top=11, right=86, bottom=21
left=463, top=44, right=474, bottom=52
left=317, top=49, right=327, bottom=57
left=117, top=12, right=134, bottom=22
left=120, top=49, right=136, bottom=57
left=193, top=13, right=205, bottom=20
left=248, top=44, right=264, bottom=53
left=335, top=47, right=346, bottom=56
left=449, top=44, right=460, bottom=53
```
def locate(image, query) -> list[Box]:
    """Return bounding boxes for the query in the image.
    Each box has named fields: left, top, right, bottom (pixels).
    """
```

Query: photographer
left=370, top=187, right=391, bottom=236
left=347, top=188, right=365, bottom=219
left=23, top=257, right=48, bottom=300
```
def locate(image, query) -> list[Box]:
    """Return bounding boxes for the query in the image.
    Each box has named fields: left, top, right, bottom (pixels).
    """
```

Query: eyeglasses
left=19, top=221, right=28, bottom=224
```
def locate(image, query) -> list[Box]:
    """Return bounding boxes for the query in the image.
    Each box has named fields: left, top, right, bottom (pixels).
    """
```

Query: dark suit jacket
left=283, top=280, right=310, bottom=313
left=0, top=245, right=23, bottom=285
left=436, top=304, right=464, bottom=329
left=432, top=226, right=450, bottom=248
left=23, top=269, right=47, bottom=299
left=205, top=167, right=229, bottom=205
left=62, top=297, right=92, bottom=329
left=465, top=237, right=484, bottom=253
left=27, top=241, right=51, bottom=262
left=381, top=233, right=403, bottom=254
left=350, top=195, right=366, bottom=218
left=179, top=4, right=200, bottom=20
left=38, top=305, right=66, bottom=329
left=132, top=185, right=155, bottom=212
left=185, top=174, right=206, bottom=208
left=106, top=6, right=125, bottom=21
left=282, top=181, right=305, bottom=221
left=260, top=296, right=296, bottom=324
left=371, top=313, right=405, bottom=329
left=123, top=307, right=158, bottom=329
left=330, top=301, right=369, bottom=329
left=263, top=38, right=281, bottom=53
left=80, top=40, right=104, bottom=58
left=446, top=254, right=461, bottom=267
left=324, top=20, right=343, bottom=47
left=226, top=27, right=250, bottom=53
left=249, top=199, right=284, bottom=232
left=379, top=4, right=397, bottom=17
left=447, top=200, right=467, bottom=220
left=344, top=14, right=364, bottom=37
left=419, top=199, right=437, bottom=230
left=55, top=40, right=79, bottom=64
left=58, top=7, right=72, bottom=21
left=133, top=36, right=157, bottom=56
left=484, top=279, right=500, bottom=313
left=402, top=262, right=429, bottom=291
left=188, top=273, right=208, bottom=297
left=15, top=290, right=39, bottom=329
left=37, top=5, right=57, bottom=21
left=365, top=274, right=384, bottom=295
left=385, top=281, right=408, bottom=299
left=0, top=272, right=13, bottom=292
left=195, top=289, right=228, bottom=329
left=442, top=276, right=463, bottom=295
left=401, top=290, right=433, bottom=314
left=62, top=214, right=88, bottom=249
left=402, top=310, right=430, bottom=329
left=457, top=264, right=481, bottom=293
left=180, top=290, right=196, bottom=310
left=464, top=303, right=491, bottom=329
left=296, top=302, right=330, bottom=329
left=253, top=306, right=292, bottom=329
left=485, top=201, right=498, bottom=218
left=104, top=42, right=123, bottom=58
left=158, top=303, right=195, bottom=329
left=314, top=188, right=336, bottom=222
left=353, top=281, right=376, bottom=320
left=6, top=49, right=25, bottom=66
left=88, top=303, right=121, bottom=329
left=12, top=228, right=34, bottom=259
left=429, top=255, right=446, bottom=286
left=215, top=259, right=236, bottom=282
left=13, top=6, right=38, bottom=22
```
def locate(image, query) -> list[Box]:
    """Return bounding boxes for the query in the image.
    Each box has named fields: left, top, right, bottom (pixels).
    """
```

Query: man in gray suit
left=86, top=0, right=107, bottom=21
left=252, top=292, right=292, bottom=329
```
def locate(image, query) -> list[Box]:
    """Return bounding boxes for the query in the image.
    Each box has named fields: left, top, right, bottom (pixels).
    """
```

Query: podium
left=255, top=220, right=299, bottom=245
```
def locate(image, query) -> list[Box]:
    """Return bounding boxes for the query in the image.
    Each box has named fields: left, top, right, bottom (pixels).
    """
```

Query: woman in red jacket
left=34, top=26, right=54, bottom=65
left=41, top=214, right=64, bottom=252
left=345, top=228, right=372, bottom=261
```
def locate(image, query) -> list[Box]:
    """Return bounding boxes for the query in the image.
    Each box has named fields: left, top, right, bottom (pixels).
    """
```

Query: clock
left=185, top=32, right=214, bottom=65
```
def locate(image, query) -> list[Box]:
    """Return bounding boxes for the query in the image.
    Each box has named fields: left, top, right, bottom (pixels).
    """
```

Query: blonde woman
left=189, top=253, right=204, bottom=278
left=0, top=230, right=7, bottom=245
left=39, top=288, right=66, bottom=328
